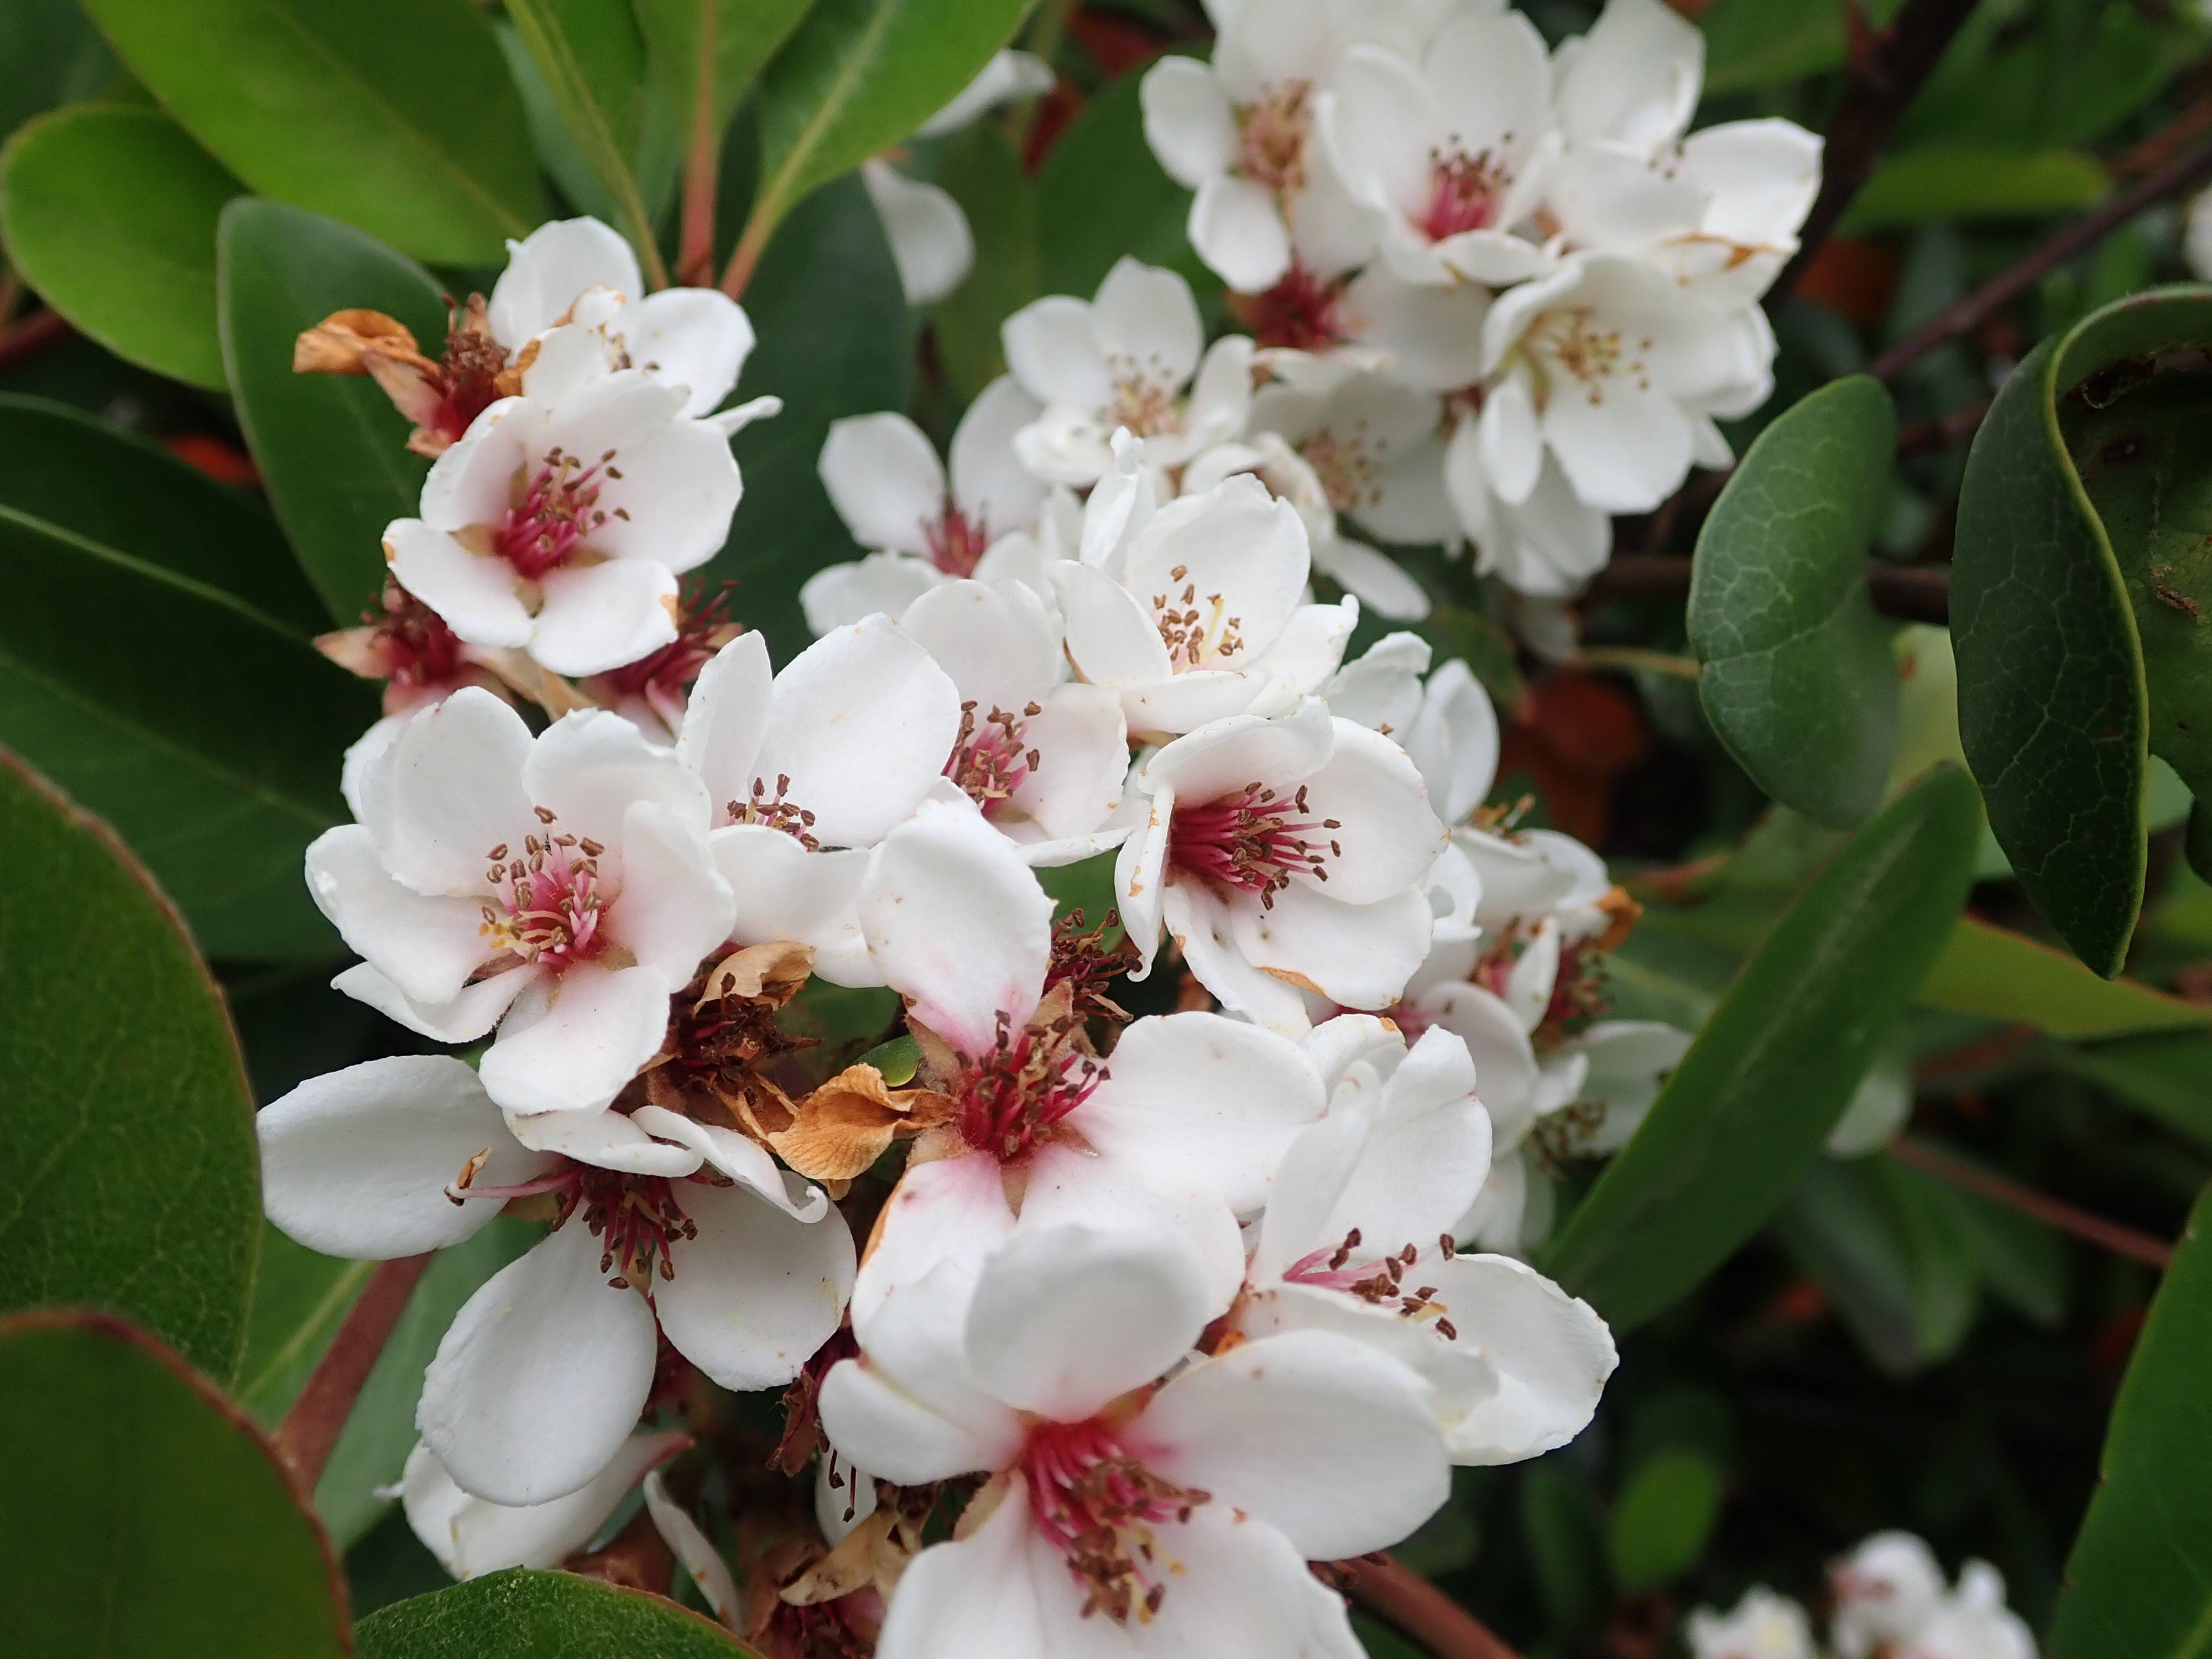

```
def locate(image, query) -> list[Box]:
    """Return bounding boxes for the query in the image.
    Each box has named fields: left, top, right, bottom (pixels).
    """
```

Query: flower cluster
left=1688, top=1531, right=2037, bottom=1659
left=258, top=195, right=1706, bottom=1653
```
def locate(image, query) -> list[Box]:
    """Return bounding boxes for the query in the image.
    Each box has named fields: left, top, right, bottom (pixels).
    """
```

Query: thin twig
left=1587, top=554, right=1950, bottom=624
left=272, top=1253, right=432, bottom=1492
left=1768, top=0, right=1987, bottom=308
left=1889, top=1137, right=2176, bottom=1269
left=1869, top=135, right=2212, bottom=380
left=674, top=2, right=721, bottom=287
left=1340, top=1554, right=1522, bottom=1659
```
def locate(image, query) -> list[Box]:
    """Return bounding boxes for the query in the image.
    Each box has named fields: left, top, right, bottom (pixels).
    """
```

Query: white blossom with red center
left=1001, top=259, right=1254, bottom=486
left=676, top=620, right=962, bottom=986
left=817, top=1222, right=1451, bottom=1657
left=306, top=688, right=737, bottom=1118
left=1234, top=1015, right=1615, bottom=1462
left=801, top=377, right=1066, bottom=635
left=852, top=798, right=1331, bottom=1314
left=257, top=1054, right=853, bottom=1508
left=383, top=367, right=743, bottom=677
left=1319, top=8, right=1561, bottom=287
left=1117, top=696, right=1446, bottom=1034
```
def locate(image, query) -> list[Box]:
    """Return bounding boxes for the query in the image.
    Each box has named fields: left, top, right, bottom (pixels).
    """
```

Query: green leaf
left=1519, top=1465, right=1610, bottom=1634
left=930, top=119, right=1036, bottom=398
left=1546, top=768, right=1982, bottom=1330
left=1036, top=61, right=1205, bottom=300
left=78, top=0, right=542, bottom=262
left=1688, top=375, right=1900, bottom=829
left=0, top=105, right=241, bottom=389
left=0, top=505, right=377, bottom=959
left=0, top=1311, right=349, bottom=1658
left=637, top=0, right=815, bottom=190
left=236, top=1225, right=373, bottom=1426
left=1919, top=918, right=2211, bottom=1037
left=0, top=393, right=327, bottom=633
left=1776, top=1155, right=1980, bottom=1374
left=857, top=1033, right=922, bottom=1086
left=2057, top=1033, right=2212, bottom=1151
left=0, top=757, right=260, bottom=1379
left=741, top=0, right=1030, bottom=258
left=1698, top=0, right=1843, bottom=93
left=218, top=198, right=447, bottom=625
left=1843, top=147, right=2109, bottom=231
left=0, top=0, right=118, bottom=145
left=2048, top=1182, right=2212, bottom=1657
left=358, top=1568, right=759, bottom=1656
left=1607, top=1449, right=1724, bottom=1595
left=707, top=171, right=910, bottom=658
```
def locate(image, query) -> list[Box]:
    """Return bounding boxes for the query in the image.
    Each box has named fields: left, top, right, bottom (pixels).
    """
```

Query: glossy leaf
left=745, top=0, right=1031, bottom=251
left=0, top=756, right=260, bottom=1378
left=1688, top=375, right=1900, bottom=828
left=0, top=105, right=240, bottom=388
left=1952, top=288, right=2212, bottom=973
left=506, top=0, right=666, bottom=276
left=1036, top=61, right=1207, bottom=299
left=1546, top=768, right=1983, bottom=1329
left=930, top=119, right=1035, bottom=398
left=0, top=506, right=377, bottom=959
left=218, top=199, right=447, bottom=625
left=1776, top=1156, right=1979, bottom=1375
left=2048, top=1182, right=2212, bottom=1657
left=0, top=0, right=117, bottom=145
left=0, top=393, right=326, bottom=633
left=357, top=1568, right=758, bottom=1656
left=1844, top=147, right=2109, bottom=231
left=1919, top=917, right=2211, bottom=1037
left=1607, top=1450, right=1723, bottom=1595
left=0, top=1311, right=349, bottom=1658
left=79, top=0, right=542, bottom=262
left=707, top=172, right=909, bottom=659
left=637, top=0, right=815, bottom=185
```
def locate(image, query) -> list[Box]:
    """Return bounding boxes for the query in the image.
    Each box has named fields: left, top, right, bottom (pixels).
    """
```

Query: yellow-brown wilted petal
left=314, top=624, right=387, bottom=679
left=292, top=308, right=425, bottom=374
left=696, top=940, right=816, bottom=1006
left=770, top=1064, right=948, bottom=1182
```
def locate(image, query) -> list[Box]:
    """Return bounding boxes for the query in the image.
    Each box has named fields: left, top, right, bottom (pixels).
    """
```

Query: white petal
left=1295, top=718, right=1446, bottom=903
left=478, top=961, right=672, bottom=1116
left=306, top=825, right=490, bottom=1006
left=801, top=551, right=948, bottom=636
left=1117, top=781, right=1172, bottom=973
left=858, top=796, right=1053, bottom=1056
left=916, top=48, right=1056, bottom=137
left=1013, top=1141, right=1250, bottom=1314
left=901, top=577, right=1060, bottom=714
left=711, top=827, right=878, bottom=987
left=1339, top=265, right=1489, bottom=392
left=527, top=706, right=713, bottom=853
left=1575, top=1019, right=1694, bottom=1153
left=1418, top=982, right=1542, bottom=1144
left=1059, top=561, right=1177, bottom=688
left=1002, top=295, right=1112, bottom=411
left=676, top=630, right=773, bottom=824
left=601, top=801, right=735, bottom=984
left=332, top=959, right=535, bottom=1044
left=864, top=161, right=976, bottom=306
left=1134, top=1505, right=1365, bottom=1659
left=529, top=560, right=679, bottom=677
left=1139, top=55, right=1237, bottom=187
left=624, top=286, right=755, bottom=417
left=1191, top=175, right=1293, bottom=294
left=852, top=1145, right=1019, bottom=1329
left=504, top=1103, right=704, bottom=1176
left=641, top=1470, right=740, bottom=1626
left=1479, top=372, right=1542, bottom=505
left=402, top=1431, right=686, bottom=1579
left=385, top=520, right=533, bottom=650
left=628, top=1105, right=828, bottom=1219
left=1406, top=659, right=1499, bottom=826
left=1164, top=880, right=1314, bottom=1034
left=1232, top=879, right=1435, bottom=1011
left=822, top=1305, right=1023, bottom=1485
left=488, top=217, right=641, bottom=347
left=1427, top=1253, right=1615, bottom=1462
left=1141, top=696, right=1334, bottom=805
left=1090, top=258, right=1203, bottom=394
left=1008, top=682, right=1128, bottom=839
left=1678, top=118, right=1822, bottom=246
left=1312, top=535, right=1430, bottom=622
left=948, top=378, right=1048, bottom=535
left=1120, top=478, right=1311, bottom=667
left=1553, top=0, right=1702, bottom=155
left=656, top=1180, right=855, bottom=1390
left=258, top=1056, right=553, bottom=1258
left=1320, top=47, right=1437, bottom=221
left=1134, top=1329, right=1449, bottom=1558
left=1323, top=632, right=1430, bottom=735
left=369, top=687, right=536, bottom=896
left=418, top=1223, right=660, bottom=1506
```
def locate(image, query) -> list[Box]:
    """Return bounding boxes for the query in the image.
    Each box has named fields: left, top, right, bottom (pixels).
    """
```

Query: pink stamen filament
left=447, top=1159, right=701, bottom=1289
left=494, top=445, right=619, bottom=578
left=1166, top=782, right=1340, bottom=908
left=924, top=500, right=992, bottom=577
left=958, top=1011, right=1106, bottom=1162
left=1282, top=1228, right=1460, bottom=1337
left=1022, top=1416, right=1206, bottom=1623
left=481, top=825, right=608, bottom=972
left=946, top=701, right=1041, bottom=816
left=1422, top=147, right=1510, bottom=242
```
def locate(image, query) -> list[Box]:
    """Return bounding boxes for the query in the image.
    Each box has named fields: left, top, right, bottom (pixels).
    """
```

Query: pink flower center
left=479, top=816, right=608, bottom=971
left=1167, top=782, right=1340, bottom=909
left=364, top=579, right=465, bottom=693
left=1421, top=147, right=1511, bottom=242
left=595, top=581, right=736, bottom=719
left=1230, top=264, right=1349, bottom=352
left=1236, top=81, right=1311, bottom=195
left=957, top=1010, right=1105, bottom=1162
left=1022, top=1416, right=1207, bottom=1623
left=1282, top=1227, right=1460, bottom=1339
left=924, top=500, right=992, bottom=577
left=448, top=1159, right=698, bottom=1290
left=494, top=445, right=619, bottom=578
left=946, top=701, right=1041, bottom=816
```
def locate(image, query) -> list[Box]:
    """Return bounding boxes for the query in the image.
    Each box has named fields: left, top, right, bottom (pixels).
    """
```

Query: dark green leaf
left=357, top=1568, right=759, bottom=1656
left=79, top=0, right=542, bottom=262
left=1776, top=1155, right=1979, bottom=1375
left=236, top=1224, right=372, bottom=1426
left=930, top=119, right=1035, bottom=398
left=0, top=393, right=326, bottom=633
left=0, top=506, right=377, bottom=959
left=1546, top=768, right=1982, bottom=1329
left=505, top=0, right=666, bottom=278
left=637, top=0, right=815, bottom=194
left=1607, top=1449, right=1724, bottom=1595
left=0, top=0, right=118, bottom=145
left=1698, top=0, right=1843, bottom=94
left=1689, top=374, right=1900, bottom=828
left=1842, top=148, right=2108, bottom=231
left=1036, top=61, right=1206, bottom=300
left=0, top=757, right=260, bottom=1378
left=745, top=0, right=1031, bottom=253
left=707, top=172, right=909, bottom=659
left=218, top=198, right=447, bottom=625
left=0, top=1311, right=348, bottom=1658
left=2057, top=1032, right=2212, bottom=1151
left=2048, top=1182, right=2212, bottom=1657
left=1519, top=1464, right=1610, bottom=1635
left=0, top=105, right=240, bottom=388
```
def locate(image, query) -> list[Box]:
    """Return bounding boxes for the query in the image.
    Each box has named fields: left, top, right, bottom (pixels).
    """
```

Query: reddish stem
left=1339, top=1554, right=1523, bottom=1659
left=1889, top=1138, right=2176, bottom=1270
left=674, top=4, right=721, bottom=288
left=272, top=1253, right=433, bottom=1491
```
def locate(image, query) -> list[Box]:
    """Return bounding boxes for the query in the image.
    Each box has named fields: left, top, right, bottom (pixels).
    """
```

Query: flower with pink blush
left=306, top=689, right=735, bottom=1118
left=852, top=797, right=1330, bottom=1313
left=817, top=1222, right=1451, bottom=1658
left=1117, top=697, right=1446, bottom=1034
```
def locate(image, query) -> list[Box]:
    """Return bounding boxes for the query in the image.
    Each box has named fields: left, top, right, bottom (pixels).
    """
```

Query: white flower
left=1446, top=422, right=1612, bottom=597
left=677, top=622, right=963, bottom=986
left=1686, top=1585, right=1818, bottom=1659
left=257, top=1056, right=853, bottom=1506
left=1830, top=1532, right=1951, bottom=1659
left=306, top=691, right=734, bottom=1117
left=1237, top=1017, right=1616, bottom=1462
left=818, top=1222, right=1451, bottom=1657
left=1551, top=0, right=1704, bottom=160
left=1117, top=696, right=1446, bottom=1034
left=1251, top=260, right=1492, bottom=393
left=1058, top=463, right=1356, bottom=737
left=488, top=217, right=756, bottom=418
left=853, top=797, right=1331, bottom=1309
left=802, top=377, right=1057, bottom=635
left=1319, top=7, right=1559, bottom=286
left=395, top=1432, right=687, bottom=1579
left=1908, top=1563, right=2037, bottom=1659
left=1002, top=259, right=1254, bottom=484
left=383, top=371, right=743, bottom=676
left=2188, top=186, right=2212, bottom=281
left=1478, top=252, right=1773, bottom=514
left=900, top=578, right=1132, bottom=863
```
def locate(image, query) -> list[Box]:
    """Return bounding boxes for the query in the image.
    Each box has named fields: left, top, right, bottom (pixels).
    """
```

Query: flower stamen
left=1167, top=781, right=1340, bottom=908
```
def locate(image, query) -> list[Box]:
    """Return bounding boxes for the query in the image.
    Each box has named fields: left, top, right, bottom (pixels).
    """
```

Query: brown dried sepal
left=293, top=309, right=446, bottom=432
left=1593, top=884, right=1644, bottom=953
left=774, top=1062, right=952, bottom=1183
left=698, top=940, right=815, bottom=1006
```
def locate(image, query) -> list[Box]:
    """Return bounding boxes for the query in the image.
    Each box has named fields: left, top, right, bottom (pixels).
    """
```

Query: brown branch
left=1889, top=1137, right=2176, bottom=1269
left=1341, top=1554, right=1522, bottom=1659
left=272, top=1253, right=433, bottom=1492
left=1768, top=0, right=1987, bottom=307
left=1588, top=554, right=1950, bottom=624
left=1868, top=134, right=2212, bottom=380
